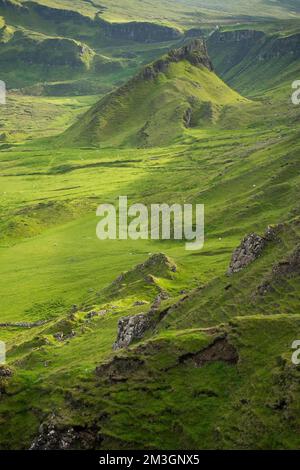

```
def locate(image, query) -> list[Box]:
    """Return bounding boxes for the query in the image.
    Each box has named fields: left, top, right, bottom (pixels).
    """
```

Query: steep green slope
left=208, top=28, right=300, bottom=99
left=62, top=39, right=249, bottom=147
left=1, top=109, right=300, bottom=449
left=0, top=0, right=183, bottom=93
left=1, top=0, right=300, bottom=452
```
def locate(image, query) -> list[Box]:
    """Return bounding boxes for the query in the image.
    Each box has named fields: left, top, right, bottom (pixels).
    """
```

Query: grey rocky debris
left=0, top=366, right=13, bottom=378
left=95, top=356, right=144, bottom=382
left=256, top=246, right=300, bottom=296
left=0, top=366, right=13, bottom=395
left=113, top=313, right=155, bottom=350
left=180, top=337, right=239, bottom=368
left=113, top=291, right=170, bottom=350
left=227, top=233, right=266, bottom=275
left=53, top=331, right=76, bottom=342
left=227, top=225, right=281, bottom=275
left=140, top=39, right=213, bottom=81
left=86, top=310, right=107, bottom=319
left=30, top=418, right=100, bottom=450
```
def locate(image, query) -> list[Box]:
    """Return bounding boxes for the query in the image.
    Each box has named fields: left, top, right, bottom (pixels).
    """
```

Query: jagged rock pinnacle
left=140, top=39, right=213, bottom=80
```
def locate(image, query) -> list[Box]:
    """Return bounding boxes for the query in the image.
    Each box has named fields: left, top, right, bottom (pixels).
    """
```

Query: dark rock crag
left=257, top=246, right=300, bottom=296
left=113, top=291, right=169, bottom=350
left=227, top=233, right=266, bottom=275
left=95, top=356, right=144, bottom=383
left=0, top=0, right=182, bottom=43
left=0, top=365, right=13, bottom=378
left=30, top=420, right=101, bottom=450
left=113, top=313, right=154, bottom=350
left=227, top=225, right=280, bottom=275
left=140, top=39, right=213, bottom=81
left=180, top=336, right=239, bottom=368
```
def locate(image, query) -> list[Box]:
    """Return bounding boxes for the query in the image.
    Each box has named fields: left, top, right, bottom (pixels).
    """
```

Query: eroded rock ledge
left=113, top=292, right=169, bottom=350
left=179, top=337, right=239, bottom=368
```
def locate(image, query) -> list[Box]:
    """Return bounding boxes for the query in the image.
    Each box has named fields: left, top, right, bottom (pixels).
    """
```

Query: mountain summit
left=63, top=39, right=248, bottom=147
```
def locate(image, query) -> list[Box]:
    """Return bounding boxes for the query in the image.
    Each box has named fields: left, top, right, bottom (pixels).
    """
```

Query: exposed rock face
left=0, top=366, right=13, bottom=395
left=0, top=366, right=12, bottom=378
left=180, top=337, right=239, bottom=367
left=258, top=33, right=300, bottom=61
left=97, top=18, right=182, bottom=43
left=209, top=29, right=265, bottom=45
left=53, top=331, right=76, bottom=342
left=207, top=29, right=265, bottom=74
left=113, top=290, right=169, bottom=350
left=95, top=356, right=144, bottom=382
left=30, top=422, right=100, bottom=450
left=208, top=28, right=300, bottom=79
left=86, top=310, right=107, bottom=319
left=185, top=28, right=205, bottom=38
left=140, top=39, right=213, bottom=81
left=169, top=40, right=213, bottom=70
left=17, top=37, right=95, bottom=68
left=227, top=233, right=266, bottom=275
left=113, top=313, right=154, bottom=350
left=272, top=247, right=300, bottom=278
left=0, top=0, right=181, bottom=44
left=256, top=246, right=300, bottom=296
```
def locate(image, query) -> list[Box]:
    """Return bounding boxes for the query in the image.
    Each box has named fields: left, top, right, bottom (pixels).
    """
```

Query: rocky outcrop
left=95, top=356, right=144, bottom=382
left=0, top=365, right=12, bottom=377
left=258, top=33, right=300, bottom=61
left=227, top=233, right=266, bottom=275
left=185, top=28, right=205, bottom=38
left=209, top=29, right=265, bottom=45
left=140, top=39, right=213, bottom=81
left=208, top=28, right=300, bottom=82
left=113, top=313, right=155, bottom=350
left=30, top=420, right=100, bottom=450
left=86, top=310, right=107, bottom=319
left=113, top=290, right=170, bottom=350
left=0, top=0, right=181, bottom=44
left=180, top=336, right=239, bottom=368
left=109, top=253, right=177, bottom=296
left=227, top=225, right=281, bottom=275
left=0, top=366, right=13, bottom=395
left=256, top=246, right=300, bottom=296
left=53, top=331, right=76, bottom=342
left=207, top=29, right=265, bottom=75
left=272, top=246, right=300, bottom=277
left=97, top=17, right=182, bottom=43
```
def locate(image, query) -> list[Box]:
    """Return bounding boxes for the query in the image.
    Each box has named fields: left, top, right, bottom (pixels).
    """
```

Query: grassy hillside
left=0, top=0, right=183, bottom=94
left=62, top=40, right=250, bottom=147
left=208, top=28, right=300, bottom=99
left=1, top=0, right=300, bottom=452
left=1, top=93, right=300, bottom=448
left=19, top=0, right=300, bottom=25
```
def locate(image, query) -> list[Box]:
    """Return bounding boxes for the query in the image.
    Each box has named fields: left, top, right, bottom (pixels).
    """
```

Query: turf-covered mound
left=62, top=39, right=249, bottom=148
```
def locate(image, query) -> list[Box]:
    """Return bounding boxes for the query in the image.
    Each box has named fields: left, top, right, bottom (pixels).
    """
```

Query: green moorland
left=0, top=0, right=300, bottom=451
